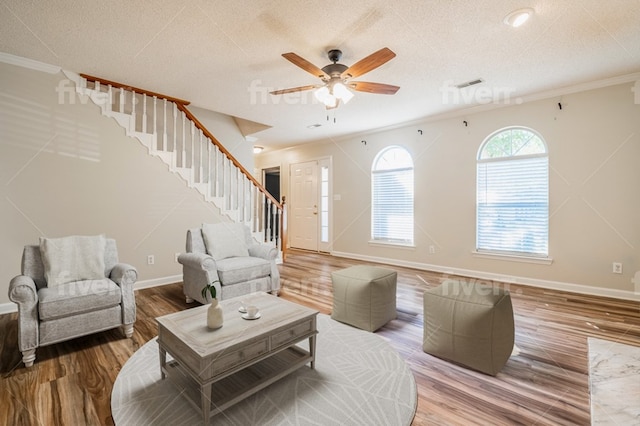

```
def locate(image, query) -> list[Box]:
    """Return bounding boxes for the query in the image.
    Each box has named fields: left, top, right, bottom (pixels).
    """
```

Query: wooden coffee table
left=156, top=292, right=318, bottom=424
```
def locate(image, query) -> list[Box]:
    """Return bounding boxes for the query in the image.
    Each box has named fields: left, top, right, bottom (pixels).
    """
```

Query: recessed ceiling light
left=503, top=8, right=534, bottom=28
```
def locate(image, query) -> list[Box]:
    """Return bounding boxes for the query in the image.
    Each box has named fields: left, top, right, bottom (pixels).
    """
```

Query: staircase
left=62, top=71, right=286, bottom=259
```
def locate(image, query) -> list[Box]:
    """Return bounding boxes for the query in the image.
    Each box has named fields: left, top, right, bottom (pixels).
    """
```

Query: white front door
left=290, top=160, right=318, bottom=251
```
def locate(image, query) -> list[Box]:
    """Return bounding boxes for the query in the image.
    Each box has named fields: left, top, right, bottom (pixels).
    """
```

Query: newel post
left=280, top=196, right=287, bottom=261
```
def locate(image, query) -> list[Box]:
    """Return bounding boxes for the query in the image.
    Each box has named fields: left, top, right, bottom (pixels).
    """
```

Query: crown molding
left=0, top=52, right=60, bottom=74
left=406, top=71, right=640, bottom=126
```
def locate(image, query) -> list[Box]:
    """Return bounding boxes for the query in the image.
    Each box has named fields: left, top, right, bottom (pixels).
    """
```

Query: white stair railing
left=65, top=72, right=287, bottom=258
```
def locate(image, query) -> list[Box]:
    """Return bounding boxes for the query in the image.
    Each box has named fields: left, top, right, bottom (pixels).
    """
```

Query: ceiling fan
left=270, top=47, right=400, bottom=109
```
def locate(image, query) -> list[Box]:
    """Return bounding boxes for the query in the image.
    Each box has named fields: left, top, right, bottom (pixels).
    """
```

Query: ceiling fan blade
left=270, top=84, right=318, bottom=95
left=349, top=81, right=400, bottom=95
left=341, top=47, right=396, bottom=79
left=282, top=53, right=329, bottom=79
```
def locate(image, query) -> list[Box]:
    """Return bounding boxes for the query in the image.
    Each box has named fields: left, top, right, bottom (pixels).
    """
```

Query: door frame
left=288, top=156, right=332, bottom=253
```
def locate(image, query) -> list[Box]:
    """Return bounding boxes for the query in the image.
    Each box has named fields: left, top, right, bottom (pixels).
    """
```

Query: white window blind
left=477, top=128, right=548, bottom=256
left=372, top=146, right=414, bottom=244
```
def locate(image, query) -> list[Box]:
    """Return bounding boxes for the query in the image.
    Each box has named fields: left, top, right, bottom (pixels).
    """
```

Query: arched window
left=477, top=127, right=548, bottom=256
left=371, top=146, right=414, bottom=245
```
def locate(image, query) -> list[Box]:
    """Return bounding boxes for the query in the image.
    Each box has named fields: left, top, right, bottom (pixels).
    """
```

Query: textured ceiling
left=1, top=0, right=640, bottom=151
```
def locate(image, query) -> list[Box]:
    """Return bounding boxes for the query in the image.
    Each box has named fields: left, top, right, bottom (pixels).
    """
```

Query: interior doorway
left=262, top=167, right=280, bottom=242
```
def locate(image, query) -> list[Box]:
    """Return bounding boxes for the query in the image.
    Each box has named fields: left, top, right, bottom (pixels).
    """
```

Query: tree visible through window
left=372, top=146, right=414, bottom=245
left=477, top=127, right=548, bottom=256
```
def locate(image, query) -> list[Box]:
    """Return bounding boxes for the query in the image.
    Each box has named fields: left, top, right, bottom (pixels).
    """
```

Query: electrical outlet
left=147, top=255, right=154, bottom=265
left=612, top=262, right=622, bottom=274
left=175, top=252, right=180, bottom=262
left=428, top=245, right=435, bottom=254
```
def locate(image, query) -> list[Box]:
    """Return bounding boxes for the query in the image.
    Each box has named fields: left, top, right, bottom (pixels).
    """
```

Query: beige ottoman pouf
left=331, top=265, right=397, bottom=332
left=423, top=280, right=514, bottom=376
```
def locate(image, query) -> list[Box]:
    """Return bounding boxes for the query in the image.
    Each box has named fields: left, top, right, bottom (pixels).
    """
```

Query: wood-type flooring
left=1, top=249, right=639, bottom=425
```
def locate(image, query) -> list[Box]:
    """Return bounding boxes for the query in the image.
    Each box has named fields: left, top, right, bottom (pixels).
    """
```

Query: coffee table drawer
left=212, top=338, right=269, bottom=375
left=271, top=319, right=314, bottom=348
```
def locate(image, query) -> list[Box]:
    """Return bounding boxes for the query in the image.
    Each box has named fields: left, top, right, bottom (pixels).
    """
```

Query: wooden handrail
left=80, top=74, right=191, bottom=106
left=81, top=74, right=280, bottom=207
left=180, top=104, right=286, bottom=260
left=81, top=73, right=285, bottom=258
left=177, top=104, right=282, bottom=209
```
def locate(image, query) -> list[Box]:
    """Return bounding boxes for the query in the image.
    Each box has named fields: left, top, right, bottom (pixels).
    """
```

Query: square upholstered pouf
left=423, top=280, right=514, bottom=376
left=331, top=265, right=397, bottom=332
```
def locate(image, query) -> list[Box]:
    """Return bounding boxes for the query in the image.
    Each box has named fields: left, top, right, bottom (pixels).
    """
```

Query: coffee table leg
left=159, top=346, right=167, bottom=380
left=309, top=334, right=317, bottom=370
left=201, top=384, right=211, bottom=424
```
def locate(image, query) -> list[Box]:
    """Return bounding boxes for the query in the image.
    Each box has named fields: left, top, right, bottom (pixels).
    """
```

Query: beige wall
left=0, top=62, right=252, bottom=306
left=257, top=81, right=640, bottom=299
left=188, top=105, right=254, bottom=168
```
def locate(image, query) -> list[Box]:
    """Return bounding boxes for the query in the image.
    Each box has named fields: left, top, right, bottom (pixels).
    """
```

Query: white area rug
left=588, top=337, right=640, bottom=425
left=111, top=314, right=417, bottom=425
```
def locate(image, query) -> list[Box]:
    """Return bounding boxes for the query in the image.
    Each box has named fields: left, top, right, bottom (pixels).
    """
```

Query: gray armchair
left=8, top=237, right=137, bottom=367
left=178, top=223, right=280, bottom=304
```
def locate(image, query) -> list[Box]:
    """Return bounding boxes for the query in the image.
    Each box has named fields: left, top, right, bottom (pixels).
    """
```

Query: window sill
left=369, top=240, right=416, bottom=250
left=472, top=250, right=553, bottom=265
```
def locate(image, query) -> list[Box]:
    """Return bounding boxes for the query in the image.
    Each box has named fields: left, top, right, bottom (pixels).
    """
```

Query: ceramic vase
left=207, top=299, right=223, bottom=329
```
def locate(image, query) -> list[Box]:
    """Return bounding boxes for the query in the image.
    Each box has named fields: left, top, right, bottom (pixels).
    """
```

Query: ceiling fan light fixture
left=314, top=85, right=339, bottom=108
left=325, top=95, right=338, bottom=108
left=276, top=47, right=399, bottom=109
left=333, top=82, right=354, bottom=104
left=504, top=8, right=534, bottom=27
left=314, top=86, right=330, bottom=103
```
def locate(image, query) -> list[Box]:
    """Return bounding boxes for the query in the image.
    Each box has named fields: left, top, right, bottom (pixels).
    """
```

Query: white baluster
left=238, top=171, right=244, bottom=220
left=252, top=184, right=257, bottom=228
left=218, top=149, right=222, bottom=198
left=181, top=113, right=186, bottom=167
left=95, top=80, right=100, bottom=92
left=260, top=192, right=266, bottom=240
left=172, top=103, right=177, bottom=154
left=198, top=131, right=204, bottom=183
left=142, top=94, right=147, bottom=133
left=207, top=141, right=212, bottom=186
left=153, top=96, right=157, bottom=140
left=119, top=87, right=125, bottom=112
left=107, top=84, right=113, bottom=113
left=212, top=147, right=217, bottom=197
left=243, top=175, right=249, bottom=222
left=266, top=198, right=272, bottom=242
left=243, top=177, right=249, bottom=223
left=131, top=91, right=137, bottom=132
left=249, top=184, right=257, bottom=232
left=234, top=166, right=244, bottom=212
left=162, top=99, right=167, bottom=151
left=222, top=157, right=227, bottom=207
left=232, top=157, right=238, bottom=210
left=190, top=122, right=195, bottom=170
left=247, top=178, right=253, bottom=224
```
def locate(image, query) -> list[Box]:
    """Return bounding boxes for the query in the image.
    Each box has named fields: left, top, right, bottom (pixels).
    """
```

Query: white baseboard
left=331, top=251, right=640, bottom=302
left=0, top=302, right=17, bottom=315
left=134, top=275, right=182, bottom=291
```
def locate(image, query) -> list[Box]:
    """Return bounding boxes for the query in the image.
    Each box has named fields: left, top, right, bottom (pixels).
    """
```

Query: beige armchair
left=179, top=223, right=280, bottom=304
left=8, top=235, right=137, bottom=367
